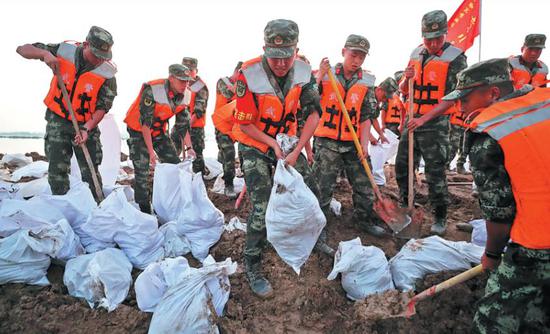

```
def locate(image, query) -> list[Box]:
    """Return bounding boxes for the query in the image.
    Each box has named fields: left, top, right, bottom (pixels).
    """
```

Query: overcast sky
left=1, top=0, right=548, bottom=136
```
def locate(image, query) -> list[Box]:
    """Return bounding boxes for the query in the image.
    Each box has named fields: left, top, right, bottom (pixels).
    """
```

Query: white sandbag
left=369, top=129, right=399, bottom=186
left=330, top=198, right=342, bottom=216
left=204, top=157, right=223, bottom=180
left=389, top=236, right=484, bottom=291
left=0, top=210, right=51, bottom=238
left=148, top=257, right=237, bottom=334
left=160, top=222, right=191, bottom=258
left=135, top=257, right=191, bottom=312
left=11, top=161, right=49, bottom=182
left=224, top=216, right=247, bottom=233
left=102, top=184, right=134, bottom=202
left=63, top=248, right=132, bottom=312
left=97, top=114, right=121, bottom=187
left=210, top=175, right=245, bottom=195
left=266, top=160, right=326, bottom=274
left=327, top=238, right=394, bottom=300
left=469, top=219, right=487, bottom=247
left=1, top=153, right=32, bottom=167
left=83, top=189, right=164, bottom=269
left=0, top=230, right=53, bottom=286
left=153, top=162, right=190, bottom=223
left=0, top=180, right=18, bottom=202
left=14, top=177, right=49, bottom=199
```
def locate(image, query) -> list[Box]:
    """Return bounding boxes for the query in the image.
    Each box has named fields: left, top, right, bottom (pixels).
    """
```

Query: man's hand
left=379, top=134, right=389, bottom=144
left=404, top=65, right=415, bottom=79
left=369, top=134, right=378, bottom=146
left=272, top=143, right=284, bottom=160
left=318, top=57, right=330, bottom=78
left=285, top=149, right=300, bottom=167
left=408, top=117, right=426, bottom=131
left=481, top=253, right=501, bottom=272
left=149, top=152, right=157, bottom=170
left=359, top=144, right=369, bottom=160
left=306, top=148, right=314, bottom=165
left=74, top=129, right=88, bottom=145
left=43, top=52, right=59, bottom=73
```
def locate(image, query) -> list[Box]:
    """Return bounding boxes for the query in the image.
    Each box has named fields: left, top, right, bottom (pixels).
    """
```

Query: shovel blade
left=373, top=197, right=410, bottom=233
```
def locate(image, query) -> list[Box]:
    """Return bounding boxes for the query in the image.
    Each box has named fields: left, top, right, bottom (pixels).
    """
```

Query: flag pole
left=478, top=0, right=483, bottom=61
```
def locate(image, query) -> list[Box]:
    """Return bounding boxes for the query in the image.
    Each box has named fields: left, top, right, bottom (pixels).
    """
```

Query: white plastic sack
left=1, top=153, right=32, bottom=167
left=469, top=219, right=487, bottom=247
left=148, top=257, right=237, bottom=334
left=210, top=175, right=245, bottom=195
left=160, top=222, right=191, bottom=258
left=327, top=238, right=394, bottom=300
left=0, top=180, right=20, bottom=202
left=102, top=184, right=134, bottom=202
left=11, top=161, right=49, bottom=182
left=0, top=230, right=53, bottom=286
left=266, top=160, right=326, bottom=274
left=223, top=217, right=247, bottom=233
left=330, top=198, right=342, bottom=216
left=63, top=248, right=133, bottom=312
left=389, top=236, right=484, bottom=291
left=204, top=157, right=223, bottom=180
left=153, top=162, right=191, bottom=223
left=369, top=129, right=399, bottom=186
left=83, top=189, right=164, bottom=268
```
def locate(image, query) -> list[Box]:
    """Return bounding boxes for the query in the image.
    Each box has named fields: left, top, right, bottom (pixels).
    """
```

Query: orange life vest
left=509, top=56, right=548, bottom=90
left=212, top=100, right=236, bottom=140
left=43, top=41, right=117, bottom=122
left=383, top=94, right=404, bottom=125
left=186, top=77, right=207, bottom=128
left=124, top=79, right=187, bottom=138
left=469, top=87, right=550, bottom=249
left=408, top=44, right=463, bottom=115
left=232, top=56, right=311, bottom=153
left=449, top=101, right=466, bottom=126
left=314, top=67, right=374, bottom=141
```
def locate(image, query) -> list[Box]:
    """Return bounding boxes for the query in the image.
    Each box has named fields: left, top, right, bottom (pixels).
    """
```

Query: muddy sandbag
left=1, top=153, right=32, bottom=167
left=328, top=238, right=394, bottom=300
left=148, top=257, right=237, bottom=334
left=63, top=248, right=132, bottom=312
left=159, top=222, right=191, bottom=258
left=266, top=160, right=326, bottom=275
left=0, top=230, right=53, bottom=286
left=389, top=236, right=483, bottom=291
left=11, top=160, right=49, bottom=182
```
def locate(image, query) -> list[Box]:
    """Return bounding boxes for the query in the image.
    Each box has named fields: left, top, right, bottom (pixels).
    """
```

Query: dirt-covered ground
left=0, top=153, right=487, bottom=333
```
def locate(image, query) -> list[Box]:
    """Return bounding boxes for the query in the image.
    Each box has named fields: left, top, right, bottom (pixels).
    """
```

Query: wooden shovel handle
left=407, top=78, right=414, bottom=210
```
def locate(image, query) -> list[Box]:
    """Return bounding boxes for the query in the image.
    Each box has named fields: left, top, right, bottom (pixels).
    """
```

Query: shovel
left=55, top=71, right=104, bottom=202
left=326, top=69, right=409, bottom=232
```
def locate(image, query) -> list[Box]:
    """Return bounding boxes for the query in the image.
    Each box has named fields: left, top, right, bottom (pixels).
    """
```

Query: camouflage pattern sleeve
left=173, top=108, right=191, bottom=140
left=138, top=84, right=156, bottom=128
left=193, top=85, right=209, bottom=119
left=32, top=42, right=60, bottom=56
left=466, top=132, right=516, bottom=224
left=298, top=74, right=322, bottom=119
left=95, top=77, right=117, bottom=113
left=445, top=53, right=468, bottom=95
left=359, top=87, right=379, bottom=122
left=217, top=78, right=234, bottom=100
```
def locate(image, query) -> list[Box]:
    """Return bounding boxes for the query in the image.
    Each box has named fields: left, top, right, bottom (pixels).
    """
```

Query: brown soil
left=0, top=159, right=487, bottom=333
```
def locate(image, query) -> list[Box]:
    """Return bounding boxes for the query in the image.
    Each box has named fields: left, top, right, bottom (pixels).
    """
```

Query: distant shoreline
left=0, top=135, right=43, bottom=139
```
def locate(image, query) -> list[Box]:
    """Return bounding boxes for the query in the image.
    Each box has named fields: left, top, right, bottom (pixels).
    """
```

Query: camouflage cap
left=524, top=34, right=546, bottom=49
left=86, top=26, right=113, bottom=60
left=378, top=77, right=399, bottom=98
left=394, top=70, right=404, bottom=83
left=169, top=64, right=192, bottom=81
left=181, top=57, right=198, bottom=70
left=234, top=61, right=243, bottom=72
left=443, top=58, right=511, bottom=101
left=421, top=10, right=448, bottom=39
left=344, top=34, right=370, bottom=54
left=264, top=19, right=299, bottom=58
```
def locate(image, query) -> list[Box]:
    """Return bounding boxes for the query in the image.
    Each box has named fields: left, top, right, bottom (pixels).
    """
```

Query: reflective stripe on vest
left=509, top=56, right=549, bottom=89
left=43, top=42, right=116, bottom=122
left=470, top=88, right=550, bottom=249
left=187, top=77, right=207, bottom=128
left=409, top=45, right=462, bottom=115
left=315, top=68, right=373, bottom=141
left=232, top=57, right=309, bottom=152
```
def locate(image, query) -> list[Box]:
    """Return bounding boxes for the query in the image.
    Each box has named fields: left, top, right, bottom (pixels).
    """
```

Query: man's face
left=168, top=76, right=189, bottom=95
left=265, top=49, right=297, bottom=77
left=521, top=46, right=543, bottom=64
left=374, top=87, right=388, bottom=102
left=423, top=35, right=446, bottom=55
left=459, top=86, right=498, bottom=115
left=82, top=42, right=106, bottom=66
left=189, top=69, right=198, bottom=79
left=342, top=49, right=366, bottom=74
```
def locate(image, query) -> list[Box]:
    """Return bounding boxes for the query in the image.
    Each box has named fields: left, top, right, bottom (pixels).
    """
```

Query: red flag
left=447, top=0, right=481, bottom=51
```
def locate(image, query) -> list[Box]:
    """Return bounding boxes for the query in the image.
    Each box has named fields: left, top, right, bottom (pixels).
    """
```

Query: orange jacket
left=124, top=79, right=187, bottom=137
left=315, top=67, right=374, bottom=141
left=187, top=78, right=207, bottom=128
left=43, top=41, right=116, bottom=122
left=449, top=101, right=465, bottom=126
left=383, top=94, right=405, bottom=125
left=509, top=56, right=548, bottom=89
left=469, top=87, right=550, bottom=249
left=212, top=100, right=236, bottom=140
left=408, top=44, right=463, bottom=115
left=233, top=56, right=311, bottom=153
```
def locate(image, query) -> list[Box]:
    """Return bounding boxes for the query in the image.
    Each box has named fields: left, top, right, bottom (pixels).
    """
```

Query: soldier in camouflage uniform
left=397, top=10, right=467, bottom=235
left=234, top=19, right=328, bottom=298
left=377, top=77, right=404, bottom=136
left=16, top=26, right=117, bottom=202
left=171, top=57, right=209, bottom=175
left=313, top=34, right=386, bottom=237
left=443, top=58, right=550, bottom=334
left=124, top=64, right=194, bottom=213
left=213, top=62, right=242, bottom=198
